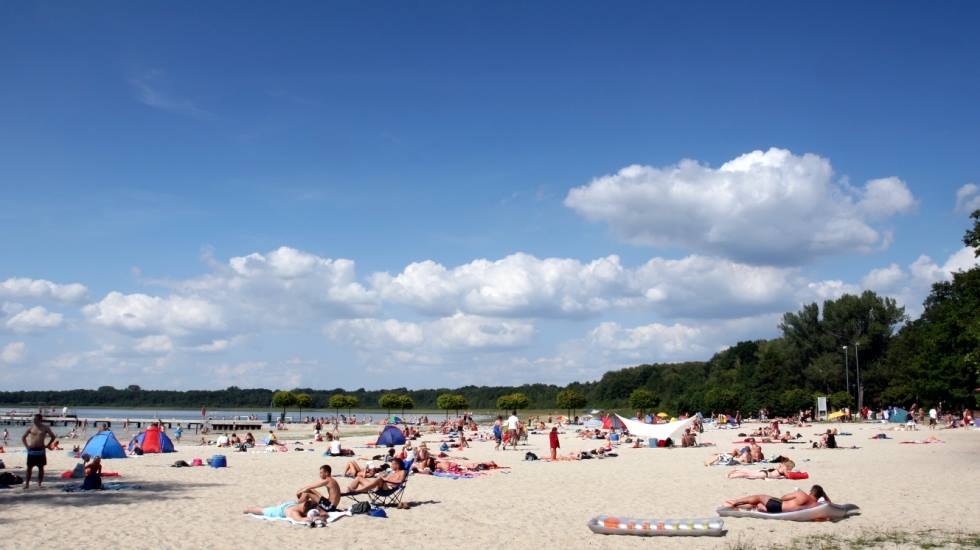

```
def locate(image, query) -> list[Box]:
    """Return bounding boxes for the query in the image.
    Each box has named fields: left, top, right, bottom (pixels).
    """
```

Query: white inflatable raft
left=587, top=515, right=725, bottom=536
left=717, top=502, right=860, bottom=522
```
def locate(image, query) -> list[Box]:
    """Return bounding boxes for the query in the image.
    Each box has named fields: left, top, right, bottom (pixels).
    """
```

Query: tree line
left=3, top=211, right=978, bottom=416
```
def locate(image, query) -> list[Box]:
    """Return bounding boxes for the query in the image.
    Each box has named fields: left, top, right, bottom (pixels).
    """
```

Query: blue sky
left=1, top=2, right=978, bottom=390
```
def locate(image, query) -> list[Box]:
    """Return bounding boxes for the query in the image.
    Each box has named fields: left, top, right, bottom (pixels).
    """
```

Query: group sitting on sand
left=244, top=464, right=343, bottom=526
left=706, top=440, right=765, bottom=466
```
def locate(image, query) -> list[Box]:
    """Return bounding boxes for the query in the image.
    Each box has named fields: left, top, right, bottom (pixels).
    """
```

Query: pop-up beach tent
left=889, top=408, right=909, bottom=423
left=376, top=425, right=406, bottom=446
left=128, top=425, right=175, bottom=453
left=82, top=430, right=127, bottom=459
left=615, top=415, right=694, bottom=442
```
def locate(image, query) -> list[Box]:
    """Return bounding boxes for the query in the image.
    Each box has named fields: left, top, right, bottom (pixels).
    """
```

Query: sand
left=1, top=421, right=977, bottom=549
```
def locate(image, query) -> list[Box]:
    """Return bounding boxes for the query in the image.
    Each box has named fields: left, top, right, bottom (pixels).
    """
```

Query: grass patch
left=725, top=528, right=980, bottom=549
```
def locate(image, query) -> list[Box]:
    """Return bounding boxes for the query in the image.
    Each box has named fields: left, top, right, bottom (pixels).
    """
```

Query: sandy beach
left=1, top=421, right=977, bottom=549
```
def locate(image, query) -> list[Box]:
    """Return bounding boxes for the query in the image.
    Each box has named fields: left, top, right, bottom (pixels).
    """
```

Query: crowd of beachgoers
left=1, top=405, right=977, bottom=547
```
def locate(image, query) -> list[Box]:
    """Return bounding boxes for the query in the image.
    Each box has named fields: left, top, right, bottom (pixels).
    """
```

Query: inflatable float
left=717, top=502, right=859, bottom=522
left=587, top=515, right=725, bottom=536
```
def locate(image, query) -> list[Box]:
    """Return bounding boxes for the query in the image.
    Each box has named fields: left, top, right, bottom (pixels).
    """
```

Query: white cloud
left=190, top=338, right=232, bottom=353
left=0, top=277, right=88, bottom=303
left=565, top=148, right=915, bottom=264
left=83, top=291, right=224, bottom=335
left=129, top=70, right=211, bottom=118
left=373, top=252, right=801, bottom=320
left=4, top=306, right=63, bottom=333
left=175, top=246, right=377, bottom=324
left=372, top=253, right=627, bottom=317
left=955, top=183, right=980, bottom=212
left=1, top=341, right=26, bottom=364
left=133, top=334, right=174, bottom=354
left=327, top=313, right=535, bottom=368
left=857, top=247, right=979, bottom=316
left=857, top=177, right=917, bottom=219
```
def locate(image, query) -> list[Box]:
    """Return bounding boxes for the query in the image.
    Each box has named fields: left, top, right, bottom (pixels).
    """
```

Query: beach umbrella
left=828, top=411, right=846, bottom=420
left=657, top=412, right=669, bottom=418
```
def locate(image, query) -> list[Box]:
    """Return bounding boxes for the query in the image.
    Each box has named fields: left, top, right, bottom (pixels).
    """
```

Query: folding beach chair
left=349, top=459, right=412, bottom=508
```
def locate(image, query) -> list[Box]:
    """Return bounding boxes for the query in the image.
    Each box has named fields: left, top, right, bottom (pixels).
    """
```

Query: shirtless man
left=22, top=414, right=56, bottom=488
left=296, top=464, right=342, bottom=512
left=724, top=485, right=829, bottom=513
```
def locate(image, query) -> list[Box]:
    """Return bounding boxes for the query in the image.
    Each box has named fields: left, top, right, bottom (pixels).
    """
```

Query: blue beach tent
left=82, top=430, right=127, bottom=459
left=376, top=425, right=406, bottom=446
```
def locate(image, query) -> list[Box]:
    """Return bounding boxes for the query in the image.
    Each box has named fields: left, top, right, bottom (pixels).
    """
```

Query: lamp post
left=854, top=342, right=862, bottom=412
left=842, top=345, right=849, bottom=398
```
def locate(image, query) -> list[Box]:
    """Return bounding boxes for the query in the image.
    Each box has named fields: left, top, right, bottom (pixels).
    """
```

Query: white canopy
left=615, top=414, right=694, bottom=441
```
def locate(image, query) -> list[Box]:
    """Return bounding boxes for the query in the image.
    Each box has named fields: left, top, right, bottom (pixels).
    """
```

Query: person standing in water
left=22, top=414, right=56, bottom=488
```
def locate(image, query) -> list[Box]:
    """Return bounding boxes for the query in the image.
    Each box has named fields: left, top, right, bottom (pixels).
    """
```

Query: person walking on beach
left=22, top=414, right=56, bottom=489
left=549, top=426, right=560, bottom=460
left=493, top=416, right=503, bottom=451
left=507, top=411, right=519, bottom=450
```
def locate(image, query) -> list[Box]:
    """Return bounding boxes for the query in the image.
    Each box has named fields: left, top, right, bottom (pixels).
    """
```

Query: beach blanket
left=62, top=482, right=142, bottom=493
left=900, top=439, right=945, bottom=444
left=247, top=509, right=352, bottom=525
left=431, top=471, right=479, bottom=479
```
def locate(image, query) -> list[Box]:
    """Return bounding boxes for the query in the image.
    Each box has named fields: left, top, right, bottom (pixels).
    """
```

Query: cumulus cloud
left=565, top=148, right=915, bottom=264
left=83, top=292, right=224, bottom=335
left=0, top=277, right=88, bottom=303
left=133, top=334, right=174, bottom=354
left=4, top=306, right=63, bottom=333
left=373, top=252, right=801, bottom=320
left=956, top=183, right=980, bottom=213
left=174, top=246, right=377, bottom=324
left=1, top=341, right=26, bottom=364
left=857, top=247, right=979, bottom=316
left=371, top=253, right=627, bottom=317
left=327, top=313, right=535, bottom=368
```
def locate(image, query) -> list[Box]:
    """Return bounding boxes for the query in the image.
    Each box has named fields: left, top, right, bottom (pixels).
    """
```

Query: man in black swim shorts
left=766, top=497, right=783, bottom=513
left=724, top=485, right=829, bottom=514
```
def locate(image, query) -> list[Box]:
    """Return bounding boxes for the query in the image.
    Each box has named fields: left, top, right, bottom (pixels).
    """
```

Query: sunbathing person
left=726, top=458, right=796, bottom=479
left=344, top=458, right=406, bottom=495
left=243, top=500, right=315, bottom=523
left=724, top=485, right=829, bottom=513
left=81, top=456, right=102, bottom=490
left=344, top=459, right=388, bottom=478
left=749, top=442, right=764, bottom=462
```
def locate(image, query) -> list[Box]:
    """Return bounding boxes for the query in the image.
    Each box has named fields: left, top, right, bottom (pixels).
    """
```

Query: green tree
left=556, top=388, right=587, bottom=418
left=378, top=392, right=400, bottom=416
left=436, top=393, right=469, bottom=419
left=778, top=388, right=813, bottom=416
left=397, top=394, right=415, bottom=416
left=271, top=390, right=296, bottom=420
left=329, top=394, right=347, bottom=417
left=343, top=395, right=359, bottom=416
left=827, top=391, right=852, bottom=411
left=629, top=388, right=657, bottom=416
left=964, top=208, right=980, bottom=256
left=703, top=387, right=740, bottom=413
left=295, top=393, right=312, bottom=417
left=496, top=392, right=530, bottom=412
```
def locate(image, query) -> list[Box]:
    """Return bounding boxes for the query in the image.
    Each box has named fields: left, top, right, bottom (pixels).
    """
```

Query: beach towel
left=62, top=482, right=142, bottom=492
left=900, top=439, right=945, bottom=444
left=432, top=471, right=479, bottom=479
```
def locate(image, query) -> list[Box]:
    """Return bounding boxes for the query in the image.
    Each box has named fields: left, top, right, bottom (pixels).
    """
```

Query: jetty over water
left=0, top=413, right=263, bottom=432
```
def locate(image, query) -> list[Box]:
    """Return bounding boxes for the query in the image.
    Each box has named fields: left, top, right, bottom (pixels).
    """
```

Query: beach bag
left=171, top=460, right=191, bottom=468
left=440, top=443, right=449, bottom=452
left=368, top=507, right=387, bottom=518
left=350, top=502, right=371, bottom=514
left=524, top=452, right=538, bottom=461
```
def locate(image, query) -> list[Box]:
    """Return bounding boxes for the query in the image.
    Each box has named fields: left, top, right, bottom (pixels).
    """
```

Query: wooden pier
left=0, top=414, right=263, bottom=432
